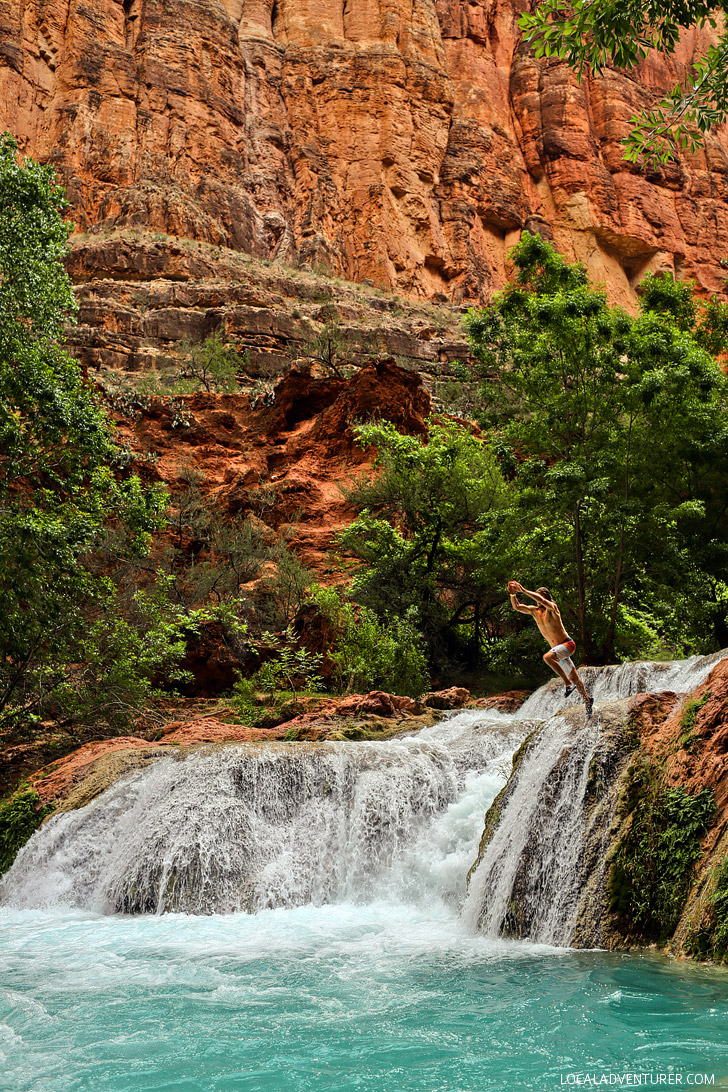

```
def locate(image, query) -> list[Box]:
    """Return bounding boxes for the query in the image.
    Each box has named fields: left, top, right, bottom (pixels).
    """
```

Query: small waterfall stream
left=461, top=715, right=602, bottom=942
left=464, top=649, right=725, bottom=945
left=1, top=651, right=723, bottom=937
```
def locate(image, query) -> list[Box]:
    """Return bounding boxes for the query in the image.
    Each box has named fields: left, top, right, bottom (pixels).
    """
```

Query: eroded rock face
left=114, top=357, right=430, bottom=578
left=3, top=0, right=728, bottom=308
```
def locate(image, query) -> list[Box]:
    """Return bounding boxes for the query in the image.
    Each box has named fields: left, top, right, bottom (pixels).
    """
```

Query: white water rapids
left=1, top=651, right=723, bottom=939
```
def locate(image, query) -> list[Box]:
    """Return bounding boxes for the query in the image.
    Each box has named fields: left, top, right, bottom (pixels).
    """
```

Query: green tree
left=0, top=133, right=179, bottom=726
left=175, top=332, right=242, bottom=393
left=519, top=0, right=728, bottom=162
left=338, top=418, right=507, bottom=666
left=465, top=232, right=728, bottom=663
left=304, top=320, right=355, bottom=378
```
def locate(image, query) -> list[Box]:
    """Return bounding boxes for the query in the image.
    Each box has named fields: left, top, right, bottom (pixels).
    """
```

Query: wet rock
left=471, top=689, right=531, bottom=713
left=423, top=687, right=471, bottom=709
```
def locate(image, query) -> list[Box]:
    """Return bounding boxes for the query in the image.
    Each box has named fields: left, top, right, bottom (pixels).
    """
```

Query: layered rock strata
left=2, top=0, right=728, bottom=316
left=65, top=233, right=470, bottom=378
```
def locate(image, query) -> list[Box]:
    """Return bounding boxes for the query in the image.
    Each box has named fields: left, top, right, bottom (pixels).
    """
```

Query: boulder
left=422, top=687, right=471, bottom=710
left=471, top=689, right=532, bottom=713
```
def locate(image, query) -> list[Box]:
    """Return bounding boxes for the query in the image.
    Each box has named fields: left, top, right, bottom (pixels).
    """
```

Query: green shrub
left=175, top=333, right=243, bottom=393
left=678, top=691, right=711, bottom=752
left=0, top=785, right=53, bottom=875
left=608, top=756, right=715, bottom=942
left=686, top=857, right=728, bottom=963
left=233, top=677, right=259, bottom=724
left=311, top=586, right=429, bottom=697
left=711, top=858, right=728, bottom=959
left=233, top=626, right=323, bottom=723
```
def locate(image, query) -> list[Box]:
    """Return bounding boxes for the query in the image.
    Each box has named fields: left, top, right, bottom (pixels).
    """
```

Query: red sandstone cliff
left=2, top=0, right=728, bottom=309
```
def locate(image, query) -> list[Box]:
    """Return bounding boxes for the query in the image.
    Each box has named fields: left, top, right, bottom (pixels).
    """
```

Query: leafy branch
left=518, top=0, right=728, bottom=163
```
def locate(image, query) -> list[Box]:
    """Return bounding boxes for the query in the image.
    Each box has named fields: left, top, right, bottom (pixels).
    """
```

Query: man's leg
left=567, top=665, right=590, bottom=704
left=543, top=650, right=571, bottom=685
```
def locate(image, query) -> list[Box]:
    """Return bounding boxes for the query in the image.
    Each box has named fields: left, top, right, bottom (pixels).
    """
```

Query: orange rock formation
left=2, top=0, right=728, bottom=310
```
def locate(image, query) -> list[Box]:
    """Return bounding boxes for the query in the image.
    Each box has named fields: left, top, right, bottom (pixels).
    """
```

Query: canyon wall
left=3, top=0, right=728, bottom=311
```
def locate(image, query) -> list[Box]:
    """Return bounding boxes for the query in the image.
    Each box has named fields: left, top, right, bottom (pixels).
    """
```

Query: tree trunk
left=574, top=502, right=589, bottom=659
left=603, top=529, right=624, bottom=664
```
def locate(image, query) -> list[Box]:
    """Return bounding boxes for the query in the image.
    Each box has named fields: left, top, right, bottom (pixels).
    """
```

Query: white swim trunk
left=551, top=638, right=576, bottom=675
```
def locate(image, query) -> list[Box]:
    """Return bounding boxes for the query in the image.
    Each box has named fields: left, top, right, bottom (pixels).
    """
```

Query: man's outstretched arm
left=517, top=585, right=558, bottom=611
left=508, top=581, right=538, bottom=614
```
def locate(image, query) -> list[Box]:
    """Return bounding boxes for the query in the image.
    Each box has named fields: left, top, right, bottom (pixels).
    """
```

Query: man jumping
left=508, top=581, right=593, bottom=716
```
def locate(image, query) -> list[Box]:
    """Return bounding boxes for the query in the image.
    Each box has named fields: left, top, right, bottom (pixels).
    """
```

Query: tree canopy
left=338, top=418, right=507, bottom=668
left=335, top=237, right=728, bottom=676
left=466, top=232, right=728, bottom=663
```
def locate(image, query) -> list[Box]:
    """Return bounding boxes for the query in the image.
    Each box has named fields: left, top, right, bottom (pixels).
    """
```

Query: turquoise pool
left=2, top=901, right=727, bottom=1092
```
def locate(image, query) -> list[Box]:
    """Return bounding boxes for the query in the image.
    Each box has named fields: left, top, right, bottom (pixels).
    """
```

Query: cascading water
left=462, top=714, right=603, bottom=942
left=3, top=653, right=728, bottom=1092
left=518, top=648, right=724, bottom=721
left=0, top=713, right=524, bottom=916
left=463, top=649, right=726, bottom=945
left=1, top=650, right=723, bottom=932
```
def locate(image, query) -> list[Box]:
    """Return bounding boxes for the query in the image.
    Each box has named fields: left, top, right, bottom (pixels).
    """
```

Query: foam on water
left=1, top=903, right=727, bottom=1092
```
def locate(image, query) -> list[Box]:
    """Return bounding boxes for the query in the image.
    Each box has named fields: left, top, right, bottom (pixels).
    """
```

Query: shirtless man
left=508, top=581, right=593, bottom=716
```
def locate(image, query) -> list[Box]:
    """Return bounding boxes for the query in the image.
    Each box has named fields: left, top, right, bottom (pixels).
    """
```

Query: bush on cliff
left=708, top=859, right=728, bottom=962
left=686, top=857, right=728, bottom=964
left=175, top=333, right=243, bottom=393
left=132, top=332, right=244, bottom=395
left=0, top=784, right=53, bottom=876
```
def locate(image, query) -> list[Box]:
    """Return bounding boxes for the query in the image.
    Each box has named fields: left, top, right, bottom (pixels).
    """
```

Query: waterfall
left=464, top=649, right=726, bottom=945
left=518, top=649, right=723, bottom=721
left=2, top=650, right=723, bottom=931
left=0, top=714, right=522, bottom=916
left=461, top=713, right=602, bottom=943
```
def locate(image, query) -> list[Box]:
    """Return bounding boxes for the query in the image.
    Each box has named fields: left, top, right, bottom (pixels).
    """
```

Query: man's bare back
left=508, top=581, right=593, bottom=715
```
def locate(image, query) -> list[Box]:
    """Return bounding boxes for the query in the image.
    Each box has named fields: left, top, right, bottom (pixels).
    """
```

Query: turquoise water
left=3, top=902, right=728, bottom=1092
left=4, top=670, right=728, bottom=1092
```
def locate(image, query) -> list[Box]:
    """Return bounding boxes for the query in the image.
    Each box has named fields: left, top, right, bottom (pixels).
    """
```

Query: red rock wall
left=2, top=0, right=728, bottom=306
